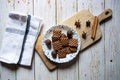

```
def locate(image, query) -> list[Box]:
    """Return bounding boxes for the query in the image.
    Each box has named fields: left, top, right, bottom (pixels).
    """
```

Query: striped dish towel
left=0, top=12, right=43, bottom=66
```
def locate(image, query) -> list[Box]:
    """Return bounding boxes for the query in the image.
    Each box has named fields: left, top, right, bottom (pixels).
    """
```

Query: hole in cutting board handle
left=105, top=11, right=109, bottom=15
left=98, top=9, right=112, bottom=23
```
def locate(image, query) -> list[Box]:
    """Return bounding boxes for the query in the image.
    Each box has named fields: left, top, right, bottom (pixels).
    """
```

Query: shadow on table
left=1, top=63, right=18, bottom=70
left=58, top=55, right=79, bottom=69
left=1, top=62, right=33, bottom=70
left=99, top=15, right=112, bottom=25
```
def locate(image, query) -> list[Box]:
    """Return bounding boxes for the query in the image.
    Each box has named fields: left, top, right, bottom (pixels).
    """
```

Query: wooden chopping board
left=35, top=9, right=112, bottom=71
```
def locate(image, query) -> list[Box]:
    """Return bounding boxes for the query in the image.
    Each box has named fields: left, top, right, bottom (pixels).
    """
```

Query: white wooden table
left=0, top=0, right=120, bottom=80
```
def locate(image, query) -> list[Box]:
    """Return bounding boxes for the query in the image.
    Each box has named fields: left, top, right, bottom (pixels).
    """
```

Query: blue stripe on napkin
left=18, top=15, right=31, bottom=64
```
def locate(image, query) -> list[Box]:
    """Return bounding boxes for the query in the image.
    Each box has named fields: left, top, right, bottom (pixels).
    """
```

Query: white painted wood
left=57, top=0, right=79, bottom=80
left=57, top=0, right=77, bottom=24
left=0, top=0, right=120, bottom=80
left=78, top=0, right=105, bottom=80
left=105, top=0, right=120, bottom=80
left=0, top=0, right=16, bottom=80
left=14, top=0, right=35, bottom=80
left=34, top=0, right=57, bottom=80
left=14, top=0, right=33, bottom=14
left=0, top=64, right=16, bottom=80
left=16, top=65, right=35, bottom=80
left=34, top=0, right=56, bottom=35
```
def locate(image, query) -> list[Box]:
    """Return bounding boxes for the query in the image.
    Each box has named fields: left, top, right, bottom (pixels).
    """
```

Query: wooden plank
left=0, top=64, right=16, bottom=80
left=78, top=0, right=105, bottom=80
left=57, top=0, right=79, bottom=80
left=35, top=35, right=57, bottom=70
left=105, top=0, right=120, bottom=80
left=0, top=0, right=16, bottom=80
left=14, top=0, right=35, bottom=80
left=0, top=0, right=14, bottom=48
left=34, top=0, right=57, bottom=80
left=57, top=0, right=77, bottom=24
left=14, top=0, right=33, bottom=14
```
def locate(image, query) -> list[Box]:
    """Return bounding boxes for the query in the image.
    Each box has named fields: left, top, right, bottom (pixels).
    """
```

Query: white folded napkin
left=0, top=12, right=43, bottom=66
left=19, top=16, right=43, bottom=66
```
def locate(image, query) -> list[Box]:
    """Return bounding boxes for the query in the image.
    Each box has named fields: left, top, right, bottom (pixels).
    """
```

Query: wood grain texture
left=14, top=0, right=35, bottom=80
left=0, top=0, right=119, bottom=80
left=34, top=0, right=57, bottom=80
left=35, top=34, right=57, bottom=70
left=57, top=0, right=79, bottom=80
left=105, top=0, right=120, bottom=80
left=0, top=0, right=16, bottom=80
left=78, top=0, right=105, bottom=80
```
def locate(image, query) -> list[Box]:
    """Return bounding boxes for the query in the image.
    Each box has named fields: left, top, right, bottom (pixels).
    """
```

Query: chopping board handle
left=98, top=9, right=112, bottom=23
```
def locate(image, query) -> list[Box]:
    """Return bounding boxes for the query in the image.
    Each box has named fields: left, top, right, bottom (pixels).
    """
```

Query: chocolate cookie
left=64, top=47, right=71, bottom=54
left=70, top=47, right=77, bottom=53
left=52, top=34, right=61, bottom=42
left=57, top=48, right=67, bottom=58
left=53, top=28, right=61, bottom=35
left=53, top=41, right=62, bottom=51
left=60, top=37, right=69, bottom=47
left=68, top=38, right=78, bottom=48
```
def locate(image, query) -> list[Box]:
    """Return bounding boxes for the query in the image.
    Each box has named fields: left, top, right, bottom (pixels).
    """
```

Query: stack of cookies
left=45, top=28, right=78, bottom=59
